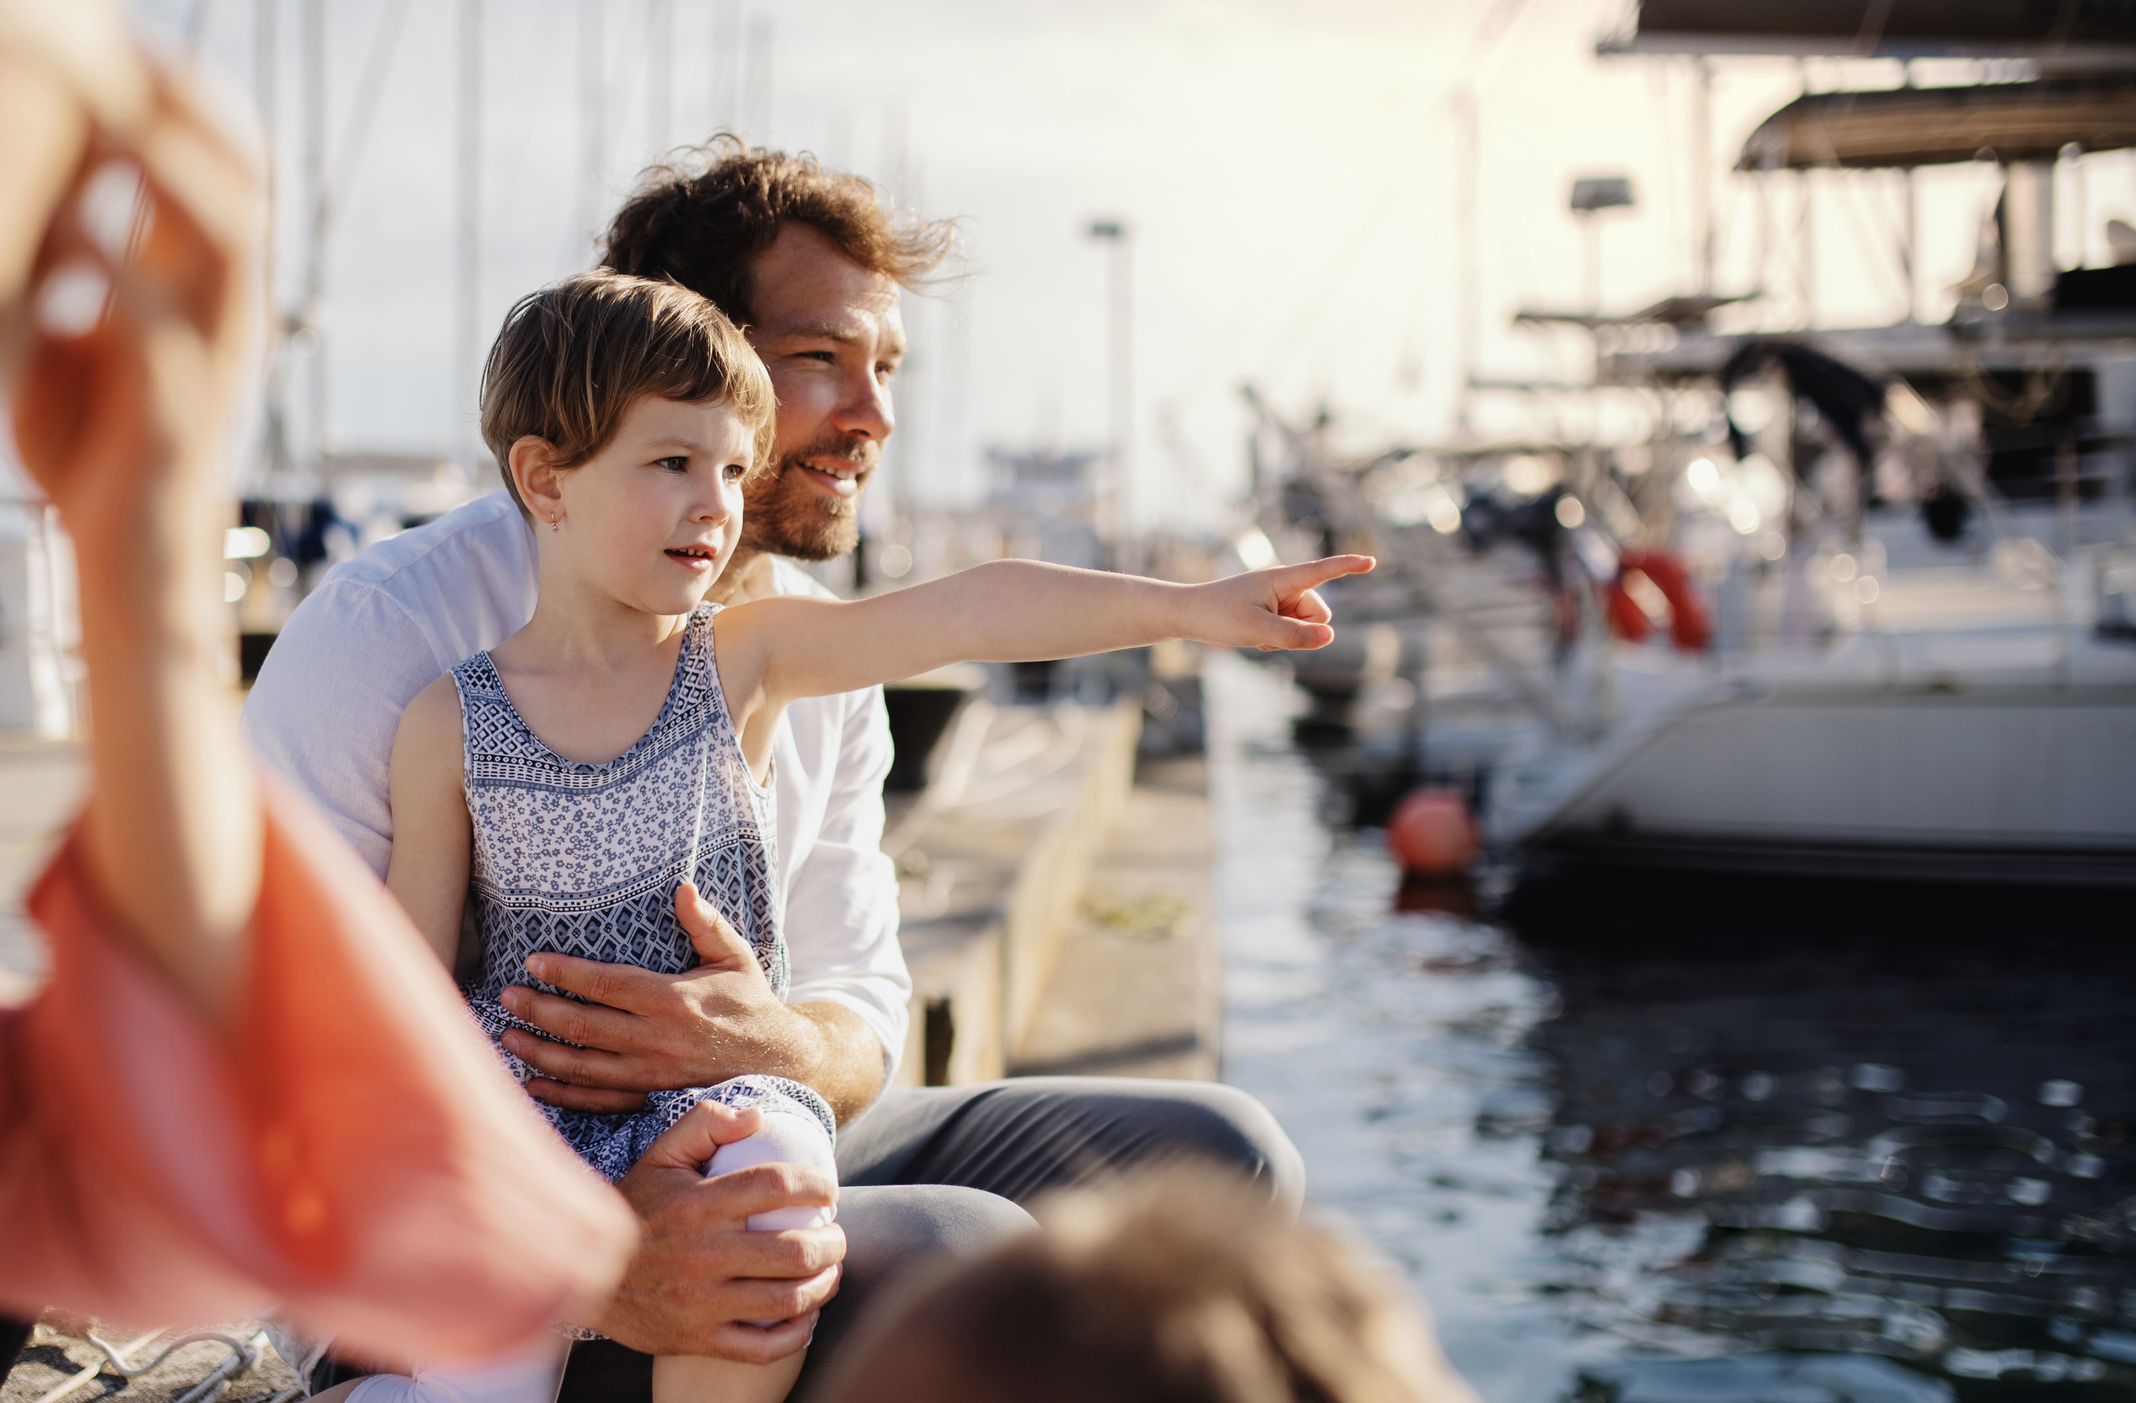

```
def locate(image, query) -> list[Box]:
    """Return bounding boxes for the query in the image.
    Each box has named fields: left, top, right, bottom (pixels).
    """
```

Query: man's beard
left=740, top=434, right=877, bottom=561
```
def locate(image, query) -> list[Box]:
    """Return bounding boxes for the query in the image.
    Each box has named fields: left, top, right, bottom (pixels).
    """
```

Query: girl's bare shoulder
left=393, top=672, right=466, bottom=760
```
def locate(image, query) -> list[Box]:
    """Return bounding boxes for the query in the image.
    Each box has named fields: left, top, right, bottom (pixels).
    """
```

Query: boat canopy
left=1737, top=77, right=2136, bottom=169
left=1605, top=0, right=2136, bottom=60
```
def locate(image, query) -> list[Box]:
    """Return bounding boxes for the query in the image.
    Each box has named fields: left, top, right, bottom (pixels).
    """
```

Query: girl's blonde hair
left=478, top=270, right=776, bottom=512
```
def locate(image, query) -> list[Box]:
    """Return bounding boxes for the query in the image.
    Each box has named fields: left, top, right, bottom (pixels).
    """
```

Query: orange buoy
left=1608, top=549, right=1713, bottom=652
left=1386, top=787, right=1479, bottom=876
left=1603, top=578, right=1654, bottom=643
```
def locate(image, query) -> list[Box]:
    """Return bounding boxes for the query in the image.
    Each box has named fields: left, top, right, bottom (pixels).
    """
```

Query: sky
left=135, top=0, right=2136, bottom=534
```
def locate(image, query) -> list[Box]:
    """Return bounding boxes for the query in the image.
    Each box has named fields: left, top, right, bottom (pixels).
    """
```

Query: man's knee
left=838, top=1183, right=1035, bottom=1279
left=857, top=1076, right=1307, bottom=1210
left=994, top=1077, right=1304, bottom=1208
left=1124, top=1081, right=1306, bottom=1214
left=797, top=1186, right=1032, bottom=1398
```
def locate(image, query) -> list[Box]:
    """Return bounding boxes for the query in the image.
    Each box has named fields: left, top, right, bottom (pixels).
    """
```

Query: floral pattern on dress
left=452, top=603, right=834, bottom=1182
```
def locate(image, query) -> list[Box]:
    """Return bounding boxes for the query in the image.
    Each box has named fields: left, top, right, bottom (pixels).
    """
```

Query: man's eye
left=877, top=362, right=899, bottom=382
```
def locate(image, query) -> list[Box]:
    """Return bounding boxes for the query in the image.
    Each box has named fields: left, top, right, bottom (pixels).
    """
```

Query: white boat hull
left=1498, top=684, right=2136, bottom=884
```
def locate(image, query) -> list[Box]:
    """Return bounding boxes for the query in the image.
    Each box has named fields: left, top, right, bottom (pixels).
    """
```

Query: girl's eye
left=723, top=462, right=749, bottom=483
left=657, top=456, right=688, bottom=472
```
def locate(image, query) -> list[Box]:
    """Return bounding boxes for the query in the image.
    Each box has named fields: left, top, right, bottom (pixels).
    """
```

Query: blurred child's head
left=480, top=272, right=777, bottom=613
left=814, top=1164, right=1477, bottom=1403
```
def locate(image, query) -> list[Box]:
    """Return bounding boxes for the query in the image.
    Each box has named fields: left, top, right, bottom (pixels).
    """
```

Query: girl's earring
left=550, top=516, right=561, bottom=534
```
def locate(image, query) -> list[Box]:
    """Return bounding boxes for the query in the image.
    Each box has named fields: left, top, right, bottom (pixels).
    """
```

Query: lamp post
left=1569, top=175, right=1634, bottom=314
left=1086, top=218, right=1131, bottom=552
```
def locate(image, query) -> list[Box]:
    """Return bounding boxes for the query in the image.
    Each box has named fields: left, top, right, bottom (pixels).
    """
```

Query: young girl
left=382, top=270, right=1370, bottom=1403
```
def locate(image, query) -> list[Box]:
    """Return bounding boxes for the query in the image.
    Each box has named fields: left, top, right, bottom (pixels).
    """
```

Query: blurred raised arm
left=0, top=11, right=264, bottom=1026
left=6, top=64, right=262, bottom=1028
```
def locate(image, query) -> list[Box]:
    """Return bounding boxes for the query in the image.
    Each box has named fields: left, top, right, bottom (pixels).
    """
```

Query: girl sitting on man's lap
left=381, top=270, right=1369, bottom=1403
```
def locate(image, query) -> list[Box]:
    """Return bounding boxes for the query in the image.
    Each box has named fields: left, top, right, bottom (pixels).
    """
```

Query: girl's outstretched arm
left=715, top=555, right=1373, bottom=766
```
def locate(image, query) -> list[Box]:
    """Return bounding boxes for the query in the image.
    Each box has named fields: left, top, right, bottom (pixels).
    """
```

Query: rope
left=27, top=1328, right=268, bottom=1403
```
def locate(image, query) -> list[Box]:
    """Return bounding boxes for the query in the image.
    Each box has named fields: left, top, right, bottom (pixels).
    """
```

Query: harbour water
left=1210, top=651, right=2135, bottom=1403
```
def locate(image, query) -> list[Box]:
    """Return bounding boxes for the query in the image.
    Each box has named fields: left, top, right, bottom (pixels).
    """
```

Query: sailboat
left=1248, top=5, right=2136, bottom=885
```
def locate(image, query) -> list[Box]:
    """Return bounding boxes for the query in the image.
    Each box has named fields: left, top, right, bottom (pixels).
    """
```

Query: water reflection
left=1517, top=874, right=2134, bottom=1400
left=1210, top=654, right=2135, bottom=1403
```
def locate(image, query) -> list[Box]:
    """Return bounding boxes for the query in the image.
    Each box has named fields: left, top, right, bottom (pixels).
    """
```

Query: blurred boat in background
left=1245, top=23, right=2136, bottom=886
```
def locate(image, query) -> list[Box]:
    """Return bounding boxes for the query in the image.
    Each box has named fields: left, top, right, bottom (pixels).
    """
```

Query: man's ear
left=510, top=435, right=565, bottom=524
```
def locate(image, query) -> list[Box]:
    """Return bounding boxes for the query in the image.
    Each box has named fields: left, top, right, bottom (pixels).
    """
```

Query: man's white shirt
left=242, top=490, right=911, bottom=1083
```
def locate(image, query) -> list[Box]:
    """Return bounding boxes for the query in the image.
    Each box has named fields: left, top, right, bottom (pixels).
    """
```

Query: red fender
left=1608, top=549, right=1712, bottom=651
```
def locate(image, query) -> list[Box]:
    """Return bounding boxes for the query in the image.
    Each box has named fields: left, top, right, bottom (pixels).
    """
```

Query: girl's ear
left=510, top=435, right=566, bottom=525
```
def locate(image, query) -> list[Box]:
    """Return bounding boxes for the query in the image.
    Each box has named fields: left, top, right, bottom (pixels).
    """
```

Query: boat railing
left=1240, top=386, right=1602, bottom=739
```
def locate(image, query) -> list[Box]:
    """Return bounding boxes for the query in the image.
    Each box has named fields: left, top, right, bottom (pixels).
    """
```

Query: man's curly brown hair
left=600, top=135, right=956, bottom=326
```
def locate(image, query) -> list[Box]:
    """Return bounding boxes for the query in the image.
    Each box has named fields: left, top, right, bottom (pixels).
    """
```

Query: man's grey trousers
left=556, top=1076, right=1305, bottom=1403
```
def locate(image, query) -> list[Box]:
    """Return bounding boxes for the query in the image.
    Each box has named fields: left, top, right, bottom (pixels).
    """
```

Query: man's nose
left=830, top=361, right=894, bottom=442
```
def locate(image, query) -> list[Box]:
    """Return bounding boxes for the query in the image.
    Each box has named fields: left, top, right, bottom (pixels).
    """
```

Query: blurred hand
left=0, top=51, right=264, bottom=1024
left=597, top=1098, right=844, bottom=1361
left=0, top=1, right=147, bottom=335
left=1186, top=555, right=1375, bottom=652
left=10, top=69, right=256, bottom=554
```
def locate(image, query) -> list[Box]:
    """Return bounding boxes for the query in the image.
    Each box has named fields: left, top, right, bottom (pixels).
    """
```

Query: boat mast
left=712, top=0, right=740, bottom=132
left=255, top=0, right=289, bottom=490
left=647, top=0, right=673, bottom=156
left=455, top=0, right=482, bottom=468
left=303, top=0, right=327, bottom=471
left=578, top=0, right=603, bottom=259
left=742, top=13, right=773, bottom=140
left=1795, top=60, right=1814, bottom=329
left=1456, top=85, right=1479, bottom=439
left=1901, top=60, right=1918, bottom=323
left=1692, top=57, right=1713, bottom=296
left=2004, top=159, right=2057, bottom=306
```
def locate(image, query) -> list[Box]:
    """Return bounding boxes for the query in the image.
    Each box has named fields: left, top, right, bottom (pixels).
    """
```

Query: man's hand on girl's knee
left=595, top=1102, right=845, bottom=1359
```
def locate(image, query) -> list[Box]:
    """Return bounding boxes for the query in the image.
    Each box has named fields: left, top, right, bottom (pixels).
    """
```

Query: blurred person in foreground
left=812, top=1165, right=1481, bottom=1403
left=0, top=0, right=632, bottom=1375
left=246, top=138, right=1304, bottom=1399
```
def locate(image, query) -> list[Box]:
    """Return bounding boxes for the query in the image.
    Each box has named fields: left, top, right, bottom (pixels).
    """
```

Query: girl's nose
left=694, top=486, right=733, bottom=525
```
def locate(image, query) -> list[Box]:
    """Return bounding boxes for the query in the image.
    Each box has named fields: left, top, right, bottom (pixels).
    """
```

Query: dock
left=889, top=697, right=1219, bottom=1086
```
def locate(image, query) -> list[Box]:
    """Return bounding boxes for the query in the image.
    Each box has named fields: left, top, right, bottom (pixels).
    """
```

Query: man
left=245, top=138, right=1302, bottom=1399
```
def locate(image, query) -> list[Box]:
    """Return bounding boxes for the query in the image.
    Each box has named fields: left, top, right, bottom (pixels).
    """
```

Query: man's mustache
left=778, top=436, right=878, bottom=475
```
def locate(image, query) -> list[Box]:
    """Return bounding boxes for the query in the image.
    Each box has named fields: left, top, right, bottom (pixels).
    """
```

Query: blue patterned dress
left=451, top=602, right=835, bottom=1182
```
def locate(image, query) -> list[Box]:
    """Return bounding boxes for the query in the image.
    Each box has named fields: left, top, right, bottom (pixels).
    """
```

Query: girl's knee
left=705, top=1108, right=839, bottom=1230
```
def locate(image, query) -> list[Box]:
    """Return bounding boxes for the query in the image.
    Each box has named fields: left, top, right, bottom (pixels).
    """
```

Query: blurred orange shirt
left=0, top=779, right=635, bottom=1366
